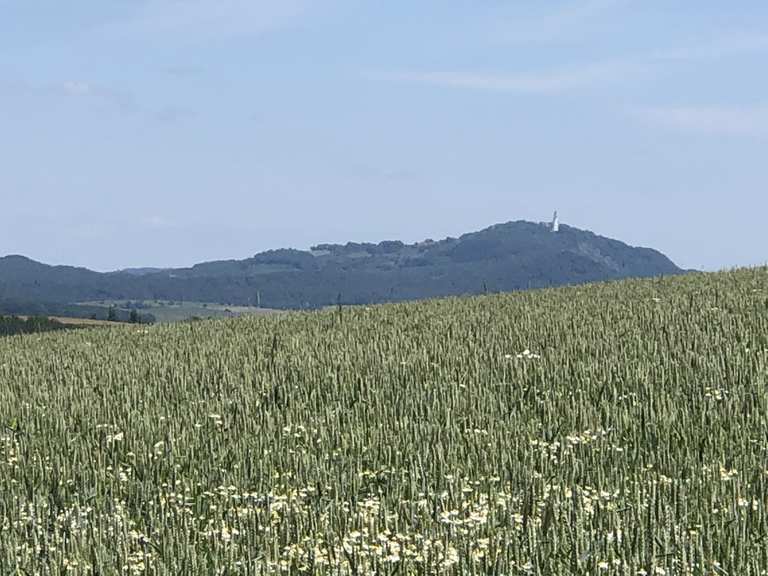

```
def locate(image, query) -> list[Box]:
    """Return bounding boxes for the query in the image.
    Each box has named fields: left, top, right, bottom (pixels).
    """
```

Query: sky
left=1, top=1, right=767, bottom=272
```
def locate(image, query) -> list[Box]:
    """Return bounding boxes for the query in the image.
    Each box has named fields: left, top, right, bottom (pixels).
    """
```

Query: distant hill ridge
left=0, top=220, right=683, bottom=310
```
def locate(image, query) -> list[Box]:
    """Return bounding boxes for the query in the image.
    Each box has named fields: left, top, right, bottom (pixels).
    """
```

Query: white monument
left=551, top=210, right=559, bottom=232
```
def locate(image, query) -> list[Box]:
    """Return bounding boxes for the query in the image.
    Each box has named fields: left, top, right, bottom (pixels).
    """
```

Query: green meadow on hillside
left=1, top=268, right=767, bottom=574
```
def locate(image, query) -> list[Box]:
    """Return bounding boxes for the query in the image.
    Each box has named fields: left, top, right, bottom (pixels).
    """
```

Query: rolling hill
left=0, top=220, right=683, bottom=311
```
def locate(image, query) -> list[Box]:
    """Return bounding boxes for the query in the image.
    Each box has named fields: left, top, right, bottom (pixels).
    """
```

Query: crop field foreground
left=2, top=268, right=768, bottom=575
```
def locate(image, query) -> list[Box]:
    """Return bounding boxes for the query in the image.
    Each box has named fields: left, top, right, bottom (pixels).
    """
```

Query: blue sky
left=1, top=1, right=766, bottom=271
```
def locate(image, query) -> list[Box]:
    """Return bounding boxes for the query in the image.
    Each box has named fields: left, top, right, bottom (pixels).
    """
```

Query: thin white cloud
left=347, top=164, right=418, bottom=183
left=59, top=80, right=197, bottom=123
left=143, top=215, right=178, bottom=230
left=62, top=81, right=91, bottom=96
left=652, top=32, right=768, bottom=61
left=60, top=80, right=139, bottom=115
left=377, top=25, right=768, bottom=97
left=154, top=106, right=196, bottom=124
left=639, top=106, right=768, bottom=136
left=113, top=0, right=308, bottom=40
left=374, top=61, right=622, bottom=95
left=490, top=0, right=628, bottom=45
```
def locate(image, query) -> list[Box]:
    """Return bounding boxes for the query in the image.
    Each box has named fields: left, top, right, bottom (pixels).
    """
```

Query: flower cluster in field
left=0, top=432, right=20, bottom=469
left=529, top=428, right=613, bottom=463
left=2, top=455, right=766, bottom=575
left=505, top=349, right=542, bottom=360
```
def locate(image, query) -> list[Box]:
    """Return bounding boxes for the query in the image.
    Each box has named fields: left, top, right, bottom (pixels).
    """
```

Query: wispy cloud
left=143, top=215, right=179, bottom=230
left=375, top=25, right=768, bottom=98
left=490, top=0, right=628, bottom=45
left=112, top=0, right=308, bottom=41
left=347, top=164, right=418, bottom=183
left=154, top=106, right=196, bottom=124
left=60, top=80, right=139, bottom=115
left=652, top=32, right=768, bottom=61
left=62, top=81, right=91, bottom=96
left=639, top=106, right=768, bottom=136
left=372, top=61, right=622, bottom=95
left=59, top=80, right=197, bottom=124
left=164, top=65, right=204, bottom=78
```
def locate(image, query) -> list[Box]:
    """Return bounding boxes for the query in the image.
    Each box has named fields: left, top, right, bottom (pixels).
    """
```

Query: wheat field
left=1, top=268, right=767, bottom=575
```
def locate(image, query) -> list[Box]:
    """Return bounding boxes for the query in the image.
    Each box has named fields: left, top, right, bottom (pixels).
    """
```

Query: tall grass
left=1, top=268, right=767, bottom=574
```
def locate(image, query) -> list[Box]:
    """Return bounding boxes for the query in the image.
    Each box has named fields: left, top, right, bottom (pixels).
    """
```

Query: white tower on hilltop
left=551, top=210, right=560, bottom=232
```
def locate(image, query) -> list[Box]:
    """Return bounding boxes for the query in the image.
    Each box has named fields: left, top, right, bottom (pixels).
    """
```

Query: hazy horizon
left=2, top=1, right=767, bottom=272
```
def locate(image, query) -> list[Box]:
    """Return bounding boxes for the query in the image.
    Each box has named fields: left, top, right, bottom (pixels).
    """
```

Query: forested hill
left=0, top=221, right=683, bottom=310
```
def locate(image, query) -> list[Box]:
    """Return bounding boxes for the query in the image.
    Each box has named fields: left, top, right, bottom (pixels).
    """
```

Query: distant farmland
left=18, top=315, right=120, bottom=327
left=80, top=300, right=281, bottom=323
left=1, top=268, right=767, bottom=574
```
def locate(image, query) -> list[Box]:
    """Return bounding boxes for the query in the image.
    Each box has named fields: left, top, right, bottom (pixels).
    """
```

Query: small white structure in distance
left=551, top=210, right=560, bottom=232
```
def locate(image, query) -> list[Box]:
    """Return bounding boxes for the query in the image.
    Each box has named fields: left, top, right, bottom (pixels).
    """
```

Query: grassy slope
left=0, top=268, right=767, bottom=574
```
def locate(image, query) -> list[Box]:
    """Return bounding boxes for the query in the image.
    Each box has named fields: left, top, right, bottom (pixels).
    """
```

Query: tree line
left=0, top=315, right=70, bottom=337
